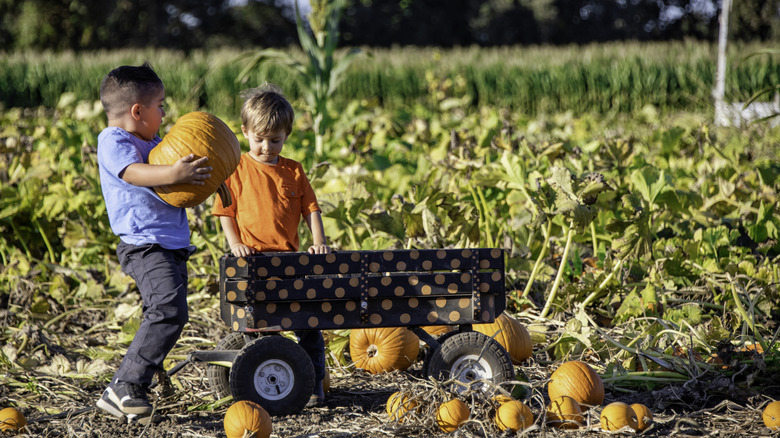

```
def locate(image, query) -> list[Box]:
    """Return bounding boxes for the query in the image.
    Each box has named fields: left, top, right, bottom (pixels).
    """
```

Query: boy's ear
left=240, top=124, right=249, bottom=138
left=130, top=103, right=143, bottom=121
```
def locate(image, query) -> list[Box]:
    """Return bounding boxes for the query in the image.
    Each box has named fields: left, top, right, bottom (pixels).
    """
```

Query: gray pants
left=112, top=242, right=192, bottom=387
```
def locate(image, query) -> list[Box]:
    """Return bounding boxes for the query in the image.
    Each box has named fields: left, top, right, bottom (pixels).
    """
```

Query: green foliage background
left=1, top=42, right=779, bottom=388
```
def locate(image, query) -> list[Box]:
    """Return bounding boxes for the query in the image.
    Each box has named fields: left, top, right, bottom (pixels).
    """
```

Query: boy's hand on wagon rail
left=172, top=154, right=212, bottom=185
left=230, top=243, right=256, bottom=257
left=308, top=243, right=330, bottom=254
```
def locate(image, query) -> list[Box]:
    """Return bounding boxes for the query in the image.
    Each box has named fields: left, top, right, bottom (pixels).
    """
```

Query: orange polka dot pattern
left=219, top=249, right=505, bottom=332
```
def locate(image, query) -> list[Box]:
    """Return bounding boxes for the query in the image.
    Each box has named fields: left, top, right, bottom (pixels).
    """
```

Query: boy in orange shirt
left=212, top=84, right=328, bottom=406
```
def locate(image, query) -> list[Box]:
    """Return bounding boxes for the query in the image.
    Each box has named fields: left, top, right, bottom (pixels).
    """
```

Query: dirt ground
left=8, top=351, right=780, bottom=438
left=2, top=295, right=778, bottom=438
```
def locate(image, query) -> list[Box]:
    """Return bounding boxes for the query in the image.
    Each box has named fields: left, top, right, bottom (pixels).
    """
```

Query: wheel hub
left=253, top=359, right=295, bottom=400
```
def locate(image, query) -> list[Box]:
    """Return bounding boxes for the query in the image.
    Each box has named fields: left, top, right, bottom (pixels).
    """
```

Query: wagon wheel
left=420, top=329, right=460, bottom=377
left=229, top=335, right=315, bottom=417
left=206, top=332, right=254, bottom=399
left=425, top=331, right=514, bottom=393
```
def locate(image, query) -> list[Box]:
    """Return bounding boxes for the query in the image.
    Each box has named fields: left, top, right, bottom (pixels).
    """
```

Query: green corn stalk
left=236, top=0, right=363, bottom=158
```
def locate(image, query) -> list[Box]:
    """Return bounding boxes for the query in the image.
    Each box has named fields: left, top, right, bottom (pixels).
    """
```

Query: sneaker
left=306, top=379, right=326, bottom=408
left=106, top=382, right=153, bottom=416
left=96, top=389, right=156, bottom=425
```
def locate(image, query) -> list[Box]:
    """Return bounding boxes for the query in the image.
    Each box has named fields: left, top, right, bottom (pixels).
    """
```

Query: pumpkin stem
left=366, top=344, right=378, bottom=358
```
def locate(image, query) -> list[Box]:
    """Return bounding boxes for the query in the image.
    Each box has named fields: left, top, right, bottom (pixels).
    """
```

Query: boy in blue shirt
left=95, top=62, right=212, bottom=424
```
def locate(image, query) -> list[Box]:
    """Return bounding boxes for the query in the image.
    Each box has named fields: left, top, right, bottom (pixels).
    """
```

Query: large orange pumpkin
left=473, top=312, right=532, bottom=364
left=764, top=401, right=780, bottom=431
left=223, top=400, right=272, bottom=438
left=148, top=111, right=240, bottom=208
left=0, top=407, right=26, bottom=432
left=349, top=327, right=419, bottom=374
left=436, top=398, right=470, bottom=432
left=547, top=360, right=605, bottom=406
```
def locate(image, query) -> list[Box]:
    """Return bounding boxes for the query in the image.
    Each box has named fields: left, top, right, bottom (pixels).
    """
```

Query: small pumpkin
left=600, top=402, right=638, bottom=431
left=764, top=400, right=780, bottom=431
left=0, top=407, right=26, bottom=432
left=386, top=391, right=418, bottom=422
left=547, top=360, right=605, bottom=406
left=223, top=400, right=272, bottom=438
left=631, top=403, right=653, bottom=431
left=148, top=111, right=240, bottom=208
left=546, top=396, right=584, bottom=429
left=436, top=398, right=470, bottom=433
left=349, top=327, right=419, bottom=374
left=473, top=312, right=532, bottom=364
left=495, top=400, right=534, bottom=432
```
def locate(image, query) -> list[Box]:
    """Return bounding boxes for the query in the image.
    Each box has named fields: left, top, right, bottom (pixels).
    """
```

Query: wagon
left=172, top=248, right=513, bottom=416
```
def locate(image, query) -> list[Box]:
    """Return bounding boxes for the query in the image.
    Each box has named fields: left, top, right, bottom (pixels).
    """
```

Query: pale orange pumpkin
left=349, top=327, right=419, bottom=374
left=600, top=402, right=638, bottom=431
left=473, top=312, right=532, bottom=364
left=764, top=401, right=780, bottom=431
left=386, top=391, right=418, bottom=422
left=223, top=400, right=272, bottom=438
left=148, top=111, right=240, bottom=208
left=436, top=398, right=470, bottom=432
left=631, top=403, right=653, bottom=431
left=0, top=407, right=26, bottom=432
left=546, top=396, right=584, bottom=429
left=422, top=325, right=454, bottom=336
left=495, top=400, right=534, bottom=432
left=547, top=360, right=605, bottom=406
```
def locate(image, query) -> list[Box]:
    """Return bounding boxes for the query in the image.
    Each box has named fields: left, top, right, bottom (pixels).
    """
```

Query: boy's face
left=133, top=88, right=166, bottom=141
left=242, top=126, right=287, bottom=165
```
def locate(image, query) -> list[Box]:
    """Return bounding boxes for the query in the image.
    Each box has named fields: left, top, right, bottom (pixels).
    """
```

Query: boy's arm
left=219, top=215, right=256, bottom=257
left=122, top=154, right=212, bottom=187
left=304, top=211, right=330, bottom=254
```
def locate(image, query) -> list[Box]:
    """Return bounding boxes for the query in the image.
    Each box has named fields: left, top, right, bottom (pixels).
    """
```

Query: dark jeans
left=112, top=242, right=191, bottom=387
left=295, top=330, right=326, bottom=382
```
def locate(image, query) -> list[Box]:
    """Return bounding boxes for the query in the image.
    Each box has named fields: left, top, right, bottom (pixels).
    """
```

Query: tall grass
left=1, top=41, right=778, bottom=116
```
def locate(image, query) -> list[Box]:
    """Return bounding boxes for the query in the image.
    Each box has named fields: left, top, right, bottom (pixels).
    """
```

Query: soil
left=2, top=301, right=778, bottom=438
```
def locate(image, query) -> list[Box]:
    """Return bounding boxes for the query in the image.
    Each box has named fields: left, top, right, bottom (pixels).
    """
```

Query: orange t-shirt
left=212, top=155, right=320, bottom=252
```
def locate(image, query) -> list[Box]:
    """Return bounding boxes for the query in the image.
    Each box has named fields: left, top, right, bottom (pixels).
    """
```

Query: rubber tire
left=229, top=335, right=315, bottom=417
left=420, top=329, right=460, bottom=377
left=425, top=331, right=514, bottom=392
left=207, top=332, right=251, bottom=400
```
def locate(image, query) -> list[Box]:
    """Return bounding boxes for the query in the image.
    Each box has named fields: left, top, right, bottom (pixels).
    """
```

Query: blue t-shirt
left=97, top=127, right=193, bottom=250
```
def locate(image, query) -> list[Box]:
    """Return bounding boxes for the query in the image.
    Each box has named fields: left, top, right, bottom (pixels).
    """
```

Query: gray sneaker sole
left=97, top=396, right=156, bottom=425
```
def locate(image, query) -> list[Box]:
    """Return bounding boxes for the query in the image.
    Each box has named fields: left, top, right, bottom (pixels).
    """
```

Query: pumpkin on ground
left=495, top=400, right=534, bottom=432
left=148, top=111, right=240, bottom=208
left=0, top=407, right=26, bottom=432
left=546, top=396, right=584, bottom=429
left=386, top=391, right=418, bottom=422
left=223, top=400, right=272, bottom=438
left=422, top=325, right=454, bottom=336
left=473, top=312, right=532, bottom=364
left=764, top=401, right=780, bottom=431
left=600, top=402, right=638, bottom=431
left=436, top=399, right=470, bottom=433
left=547, top=360, right=605, bottom=406
left=631, top=403, right=653, bottom=431
left=349, top=327, right=419, bottom=374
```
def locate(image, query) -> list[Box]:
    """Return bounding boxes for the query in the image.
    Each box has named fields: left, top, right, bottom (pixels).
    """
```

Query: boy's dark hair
left=240, top=84, right=295, bottom=135
left=100, top=62, right=163, bottom=119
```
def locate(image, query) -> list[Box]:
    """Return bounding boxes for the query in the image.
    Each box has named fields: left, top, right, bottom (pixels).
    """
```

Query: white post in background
left=713, top=0, right=731, bottom=126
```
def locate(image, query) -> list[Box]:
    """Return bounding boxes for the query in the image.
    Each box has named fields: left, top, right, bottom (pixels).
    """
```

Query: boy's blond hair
left=240, top=84, right=295, bottom=135
left=99, top=62, right=163, bottom=120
